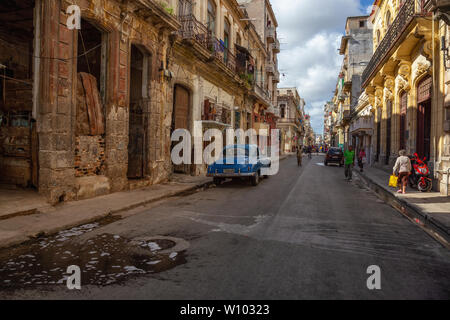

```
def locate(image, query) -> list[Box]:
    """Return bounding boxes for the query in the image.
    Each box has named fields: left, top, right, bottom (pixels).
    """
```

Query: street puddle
left=0, top=222, right=187, bottom=290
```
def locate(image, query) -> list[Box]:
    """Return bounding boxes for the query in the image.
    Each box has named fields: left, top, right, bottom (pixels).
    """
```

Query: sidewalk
left=0, top=174, right=212, bottom=249
left=355, top=166, right=450, bottom=243
left=0, top=155, right=292, bottom=249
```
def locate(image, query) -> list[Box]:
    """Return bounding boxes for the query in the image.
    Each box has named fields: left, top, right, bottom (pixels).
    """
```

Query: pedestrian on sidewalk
left=358, top=148, right=366, bottom=172
left=393, top=149, right=412, bottom=194
left=297, top=145, right=303, bottom=167
left=344, top=146, right=355, bottom=181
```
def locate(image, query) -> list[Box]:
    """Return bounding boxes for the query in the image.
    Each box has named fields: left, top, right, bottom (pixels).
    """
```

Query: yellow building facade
left=363, top=0, right=450, bottom=194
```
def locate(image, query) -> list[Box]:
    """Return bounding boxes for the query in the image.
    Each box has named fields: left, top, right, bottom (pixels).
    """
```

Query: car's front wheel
left=251, top=171, right=260, bottom=186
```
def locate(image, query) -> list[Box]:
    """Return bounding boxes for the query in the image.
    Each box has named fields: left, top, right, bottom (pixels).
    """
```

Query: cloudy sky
left=272, top=0, right=374, bottom=135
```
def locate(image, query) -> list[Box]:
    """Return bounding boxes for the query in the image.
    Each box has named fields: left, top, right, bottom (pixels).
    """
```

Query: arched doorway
left=416, top=75, right=432, bottom=161
left=172, top=85, right=190, bottom=173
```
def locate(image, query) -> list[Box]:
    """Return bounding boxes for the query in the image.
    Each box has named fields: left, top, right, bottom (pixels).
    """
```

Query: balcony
left=277, top=117, right=298, bottom=125
left=272, top=39, right=280, bottom=53
left=265, top=60, right=275, bottom=75
left=350, top=116, right=374, bottom=135
left=179, top=15, right=237, bottom=75
left=424, top=0, right=450, bottom=11
left=361, top=0, right=428, bottom=87
left=273, top=69, right=280, bottom=83
left=266, top=26, right=275, bottom=43
left=251, top=83, right=271, bottom=106
left=179, top=14, right=210, bottom=49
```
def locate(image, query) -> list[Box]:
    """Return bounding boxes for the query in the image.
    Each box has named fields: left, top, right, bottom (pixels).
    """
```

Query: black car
left=324, top=147, right=344, bottom=166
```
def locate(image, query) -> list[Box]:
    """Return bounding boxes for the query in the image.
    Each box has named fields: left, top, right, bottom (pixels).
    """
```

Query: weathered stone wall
left=37, top=0, right=76, bottom=204
left=34, top=0, right=177, bottom=203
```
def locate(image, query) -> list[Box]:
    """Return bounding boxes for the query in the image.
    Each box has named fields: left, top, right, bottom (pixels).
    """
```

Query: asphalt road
left=1, top=155, right=449, bottom=299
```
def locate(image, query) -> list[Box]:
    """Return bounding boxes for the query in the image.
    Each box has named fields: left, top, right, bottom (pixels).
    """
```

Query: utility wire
left=0, top=36, right=101, bottom=61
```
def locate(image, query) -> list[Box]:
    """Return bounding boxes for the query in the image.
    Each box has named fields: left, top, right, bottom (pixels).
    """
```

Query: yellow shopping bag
left=388, top=175, right=398, bottom=188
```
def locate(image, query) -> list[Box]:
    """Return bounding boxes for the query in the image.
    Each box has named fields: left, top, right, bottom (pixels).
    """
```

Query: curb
left=354, top=169, right=450, bottom=246
left=0, top=180, right=213, bottom=250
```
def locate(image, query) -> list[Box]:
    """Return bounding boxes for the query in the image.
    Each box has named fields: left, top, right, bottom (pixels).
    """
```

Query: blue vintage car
left=207, top=144, right=271, bottom=186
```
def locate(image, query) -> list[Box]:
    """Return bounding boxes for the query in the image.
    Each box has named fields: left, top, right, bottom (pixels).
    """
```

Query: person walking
left=344, top=146, right=355, bottom=182
left=393, top=149, right=412, bottom=194
left=358, top=148, right=366, bottom=172
left=297, top=145, right=303, bottom=167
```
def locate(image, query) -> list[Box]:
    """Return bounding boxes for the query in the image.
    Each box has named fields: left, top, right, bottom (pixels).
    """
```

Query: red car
left=324, top=147, right=344, bottom=166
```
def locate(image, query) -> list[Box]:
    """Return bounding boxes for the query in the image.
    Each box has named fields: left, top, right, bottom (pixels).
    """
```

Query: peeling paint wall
left=31, top=0, right=178, bottom=203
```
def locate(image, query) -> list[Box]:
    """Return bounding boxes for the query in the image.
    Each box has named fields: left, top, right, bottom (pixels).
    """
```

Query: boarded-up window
left=76, top=72, right=105, bottom=135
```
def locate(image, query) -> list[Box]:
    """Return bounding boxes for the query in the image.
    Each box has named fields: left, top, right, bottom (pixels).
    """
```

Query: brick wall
left=74, top=135, right=106, bottom=177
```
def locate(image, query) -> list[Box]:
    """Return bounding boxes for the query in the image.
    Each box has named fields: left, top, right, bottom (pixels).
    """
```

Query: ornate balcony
left=273, top=69, right=280, bottom=83
left=272, top=39, right=280, bottom=53
left=265, top=60, right=275, bottom=75
left=179, top=14, right=237, bottom=74
left=361, top=0, right=428, bottom=87
left=179, top=14, right=210, bottom=49
left=266, top=26, right=275, bottom=43
left=349, top=116, right=374, bottom=135
left=277, top=117, right=298, bottom=125
left=424, top=0, right=450, bottom=11
left=251, top=83, right=271, bottom=106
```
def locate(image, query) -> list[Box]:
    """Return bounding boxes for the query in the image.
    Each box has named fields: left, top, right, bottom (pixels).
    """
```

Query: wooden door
left=173, top=85, right=189, bottom=131
left=127, top=46, right=146, bottom=179
left=417, top=76, right=432, bottom=160
left=417, top=101, right=431, bottom=160
left=128, top=104, right=145, bottom=178
left=172, top=85, right=190, bottom=173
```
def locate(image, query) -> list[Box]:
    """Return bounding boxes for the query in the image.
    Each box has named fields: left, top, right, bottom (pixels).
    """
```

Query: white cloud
left=272, top=0, right=366, bottom=134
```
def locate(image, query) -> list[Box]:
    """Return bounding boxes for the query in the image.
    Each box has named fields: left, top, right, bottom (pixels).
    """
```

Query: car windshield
left=329, top=148, right=342, bottom=155
left=223, top=147, right=250, bottom=158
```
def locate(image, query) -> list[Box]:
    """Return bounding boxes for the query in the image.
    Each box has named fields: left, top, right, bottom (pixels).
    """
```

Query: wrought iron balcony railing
left=361, top=0, right=427, bottom=87
left=179, top=14, right=237, bottom=74
left=273, top=69, right=280, bottom=83
left=272, top=39, right=280, bottom=53
left=265, top=60, right=275, bottom=75
left=252, top=82, right=271, bottom=104
left=179, top=14, right=210, bottom=48
left=266, top=26, right=275, bottom=43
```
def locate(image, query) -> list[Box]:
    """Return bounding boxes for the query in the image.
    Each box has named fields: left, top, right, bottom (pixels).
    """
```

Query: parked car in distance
left=324, top=147, right=344, bottom=166
left=207, top=144, right=271, bottom=186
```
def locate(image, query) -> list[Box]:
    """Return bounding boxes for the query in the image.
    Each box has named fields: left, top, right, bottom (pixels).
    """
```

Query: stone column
left=38, top=0, right=76, bottom=203
left=105, top=31, right=128, bottom=192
